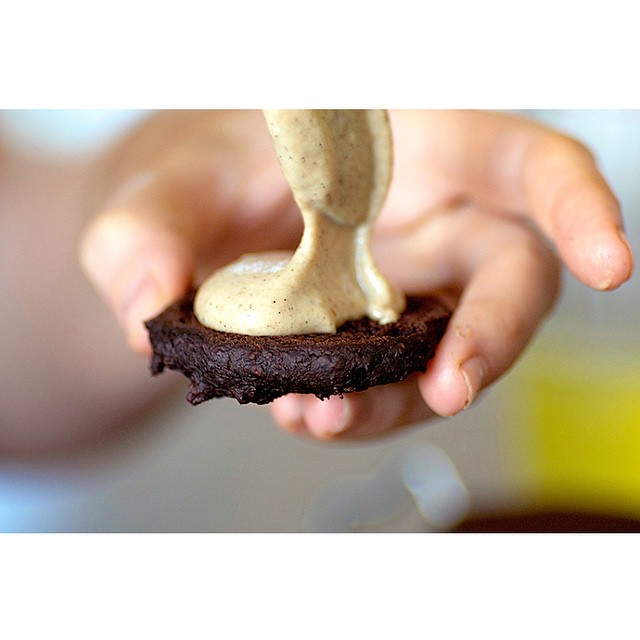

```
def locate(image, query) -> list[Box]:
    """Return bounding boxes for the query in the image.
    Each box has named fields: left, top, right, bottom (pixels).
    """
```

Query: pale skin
left=79, top=109, right=633, bottom=441
left=3, top=110, right=630, bottom=455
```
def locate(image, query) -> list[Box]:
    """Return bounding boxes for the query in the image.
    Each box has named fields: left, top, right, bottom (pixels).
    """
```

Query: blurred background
left=1, top=109, right=639, bottom=533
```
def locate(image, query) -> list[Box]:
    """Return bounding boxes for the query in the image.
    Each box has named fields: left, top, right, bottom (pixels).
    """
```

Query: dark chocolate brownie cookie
left=145, top=291, right=451, bottom=405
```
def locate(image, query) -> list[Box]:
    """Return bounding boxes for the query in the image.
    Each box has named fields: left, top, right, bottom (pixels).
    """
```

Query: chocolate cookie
left=145, top=291, right=451, bottom=405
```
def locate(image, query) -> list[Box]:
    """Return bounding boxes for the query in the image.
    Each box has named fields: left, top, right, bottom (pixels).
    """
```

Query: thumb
left=79, top=207, right=194, bottom=356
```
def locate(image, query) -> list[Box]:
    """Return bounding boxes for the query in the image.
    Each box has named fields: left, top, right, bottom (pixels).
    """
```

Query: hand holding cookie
left=80, top=110, right=633, bottom=441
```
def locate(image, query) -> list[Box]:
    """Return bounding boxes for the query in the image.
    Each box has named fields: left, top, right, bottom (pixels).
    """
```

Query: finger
left=483, top=114, right=633, bottom=290
left=79, top=204, right=194, bottom=356
left=270, top=378, right=435, bottom=440
left=419, top=218, right=561, bottom=417
left=522, top=138, right=633, bottom=290
left=388, top=110, right=633, bottom=290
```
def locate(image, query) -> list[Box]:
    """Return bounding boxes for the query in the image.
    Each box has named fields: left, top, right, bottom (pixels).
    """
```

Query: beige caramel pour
left=193, top=110, right=405, bottom=336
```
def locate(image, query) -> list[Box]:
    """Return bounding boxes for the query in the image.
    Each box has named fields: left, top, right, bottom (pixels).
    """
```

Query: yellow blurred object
left=507, top=333, right=640, bottom=519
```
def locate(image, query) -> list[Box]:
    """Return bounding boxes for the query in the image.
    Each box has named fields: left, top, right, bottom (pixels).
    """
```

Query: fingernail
left=618, top=227, right=633, bottom=252
left=595, top=273, right=613, bottom=291
left=272, top=395, right=305, bottom=432
left=118, top=272, right=166, bottom=327
left=117, top=273, right=174, bottom=354
left=309, top=395, right=352, bottom=437
left=618, top=227, right=635, bottom=273
left=326, top=395, right=352, bottom=435
left=596, top=228, right=634, bottom=290
left=460, top=356, right=488, bottom=409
